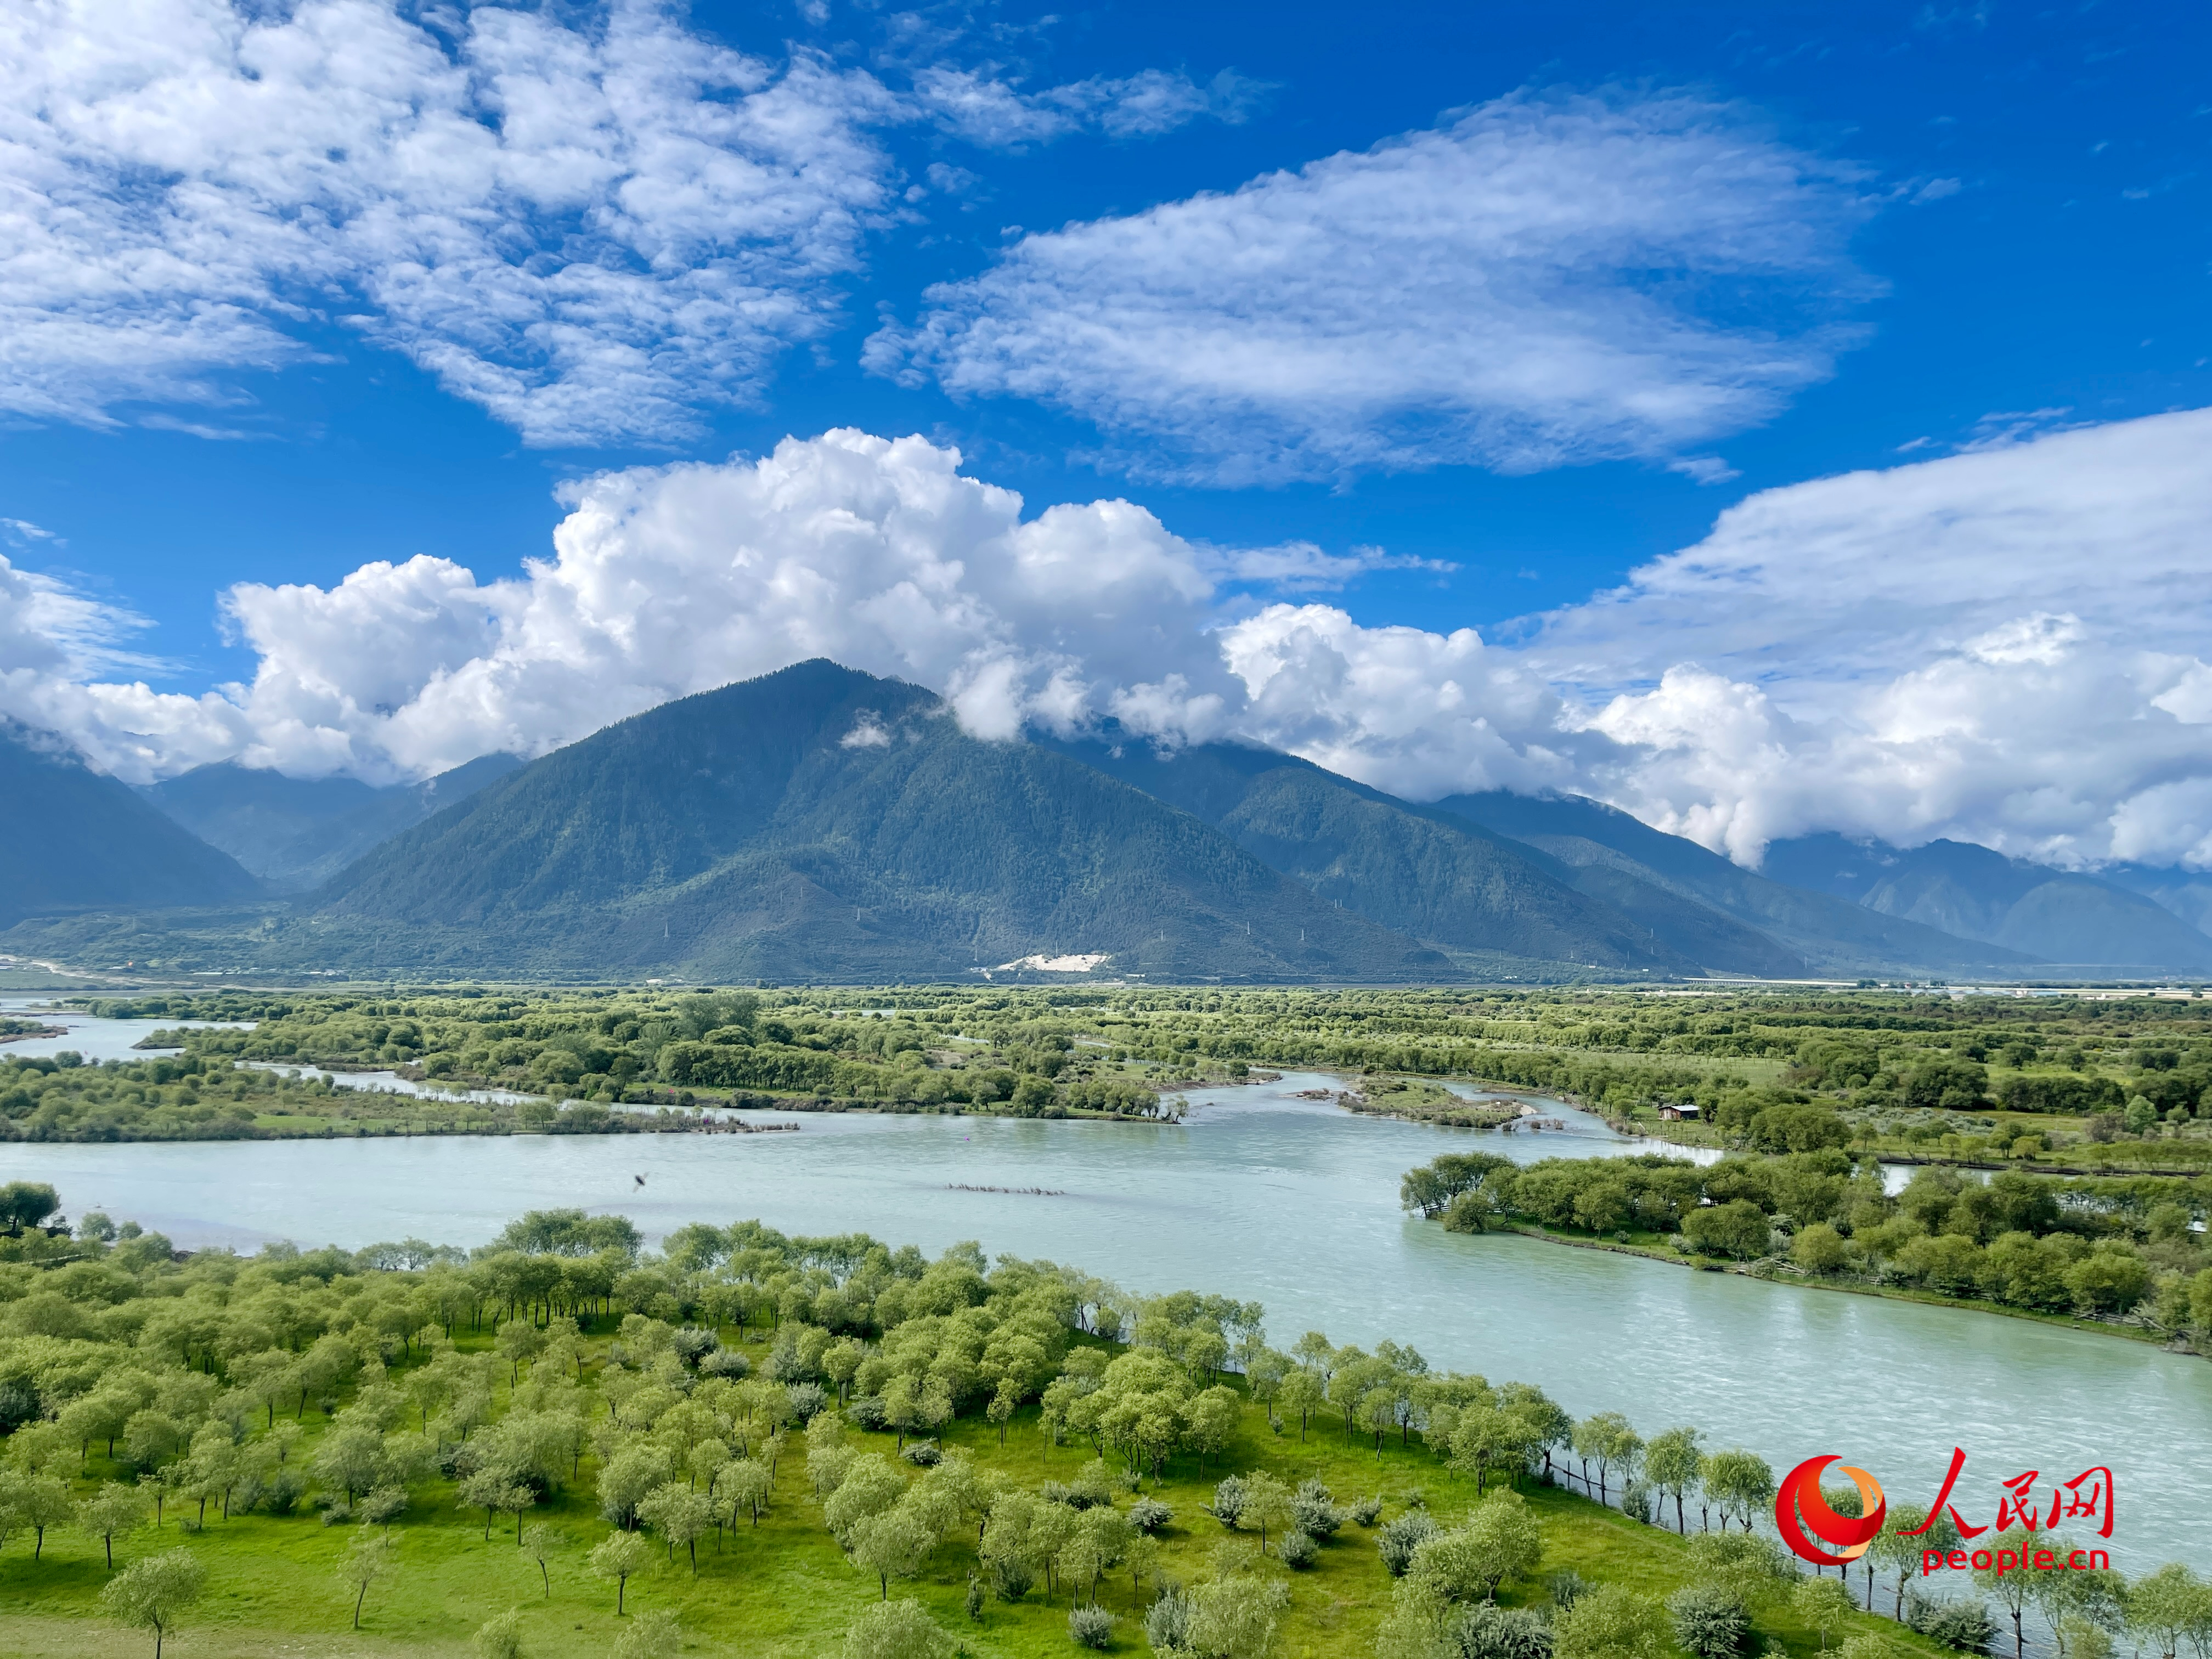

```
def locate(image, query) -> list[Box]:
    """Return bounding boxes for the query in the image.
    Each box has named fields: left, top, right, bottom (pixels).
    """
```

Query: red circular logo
left=1776, top=1455, right=1887, bottom=1566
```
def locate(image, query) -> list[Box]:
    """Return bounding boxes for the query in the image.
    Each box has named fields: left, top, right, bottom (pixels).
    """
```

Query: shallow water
left=2, top=1067, right=2202, bottom=1567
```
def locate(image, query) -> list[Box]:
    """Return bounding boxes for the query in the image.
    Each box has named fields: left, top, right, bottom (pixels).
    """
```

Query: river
left=1, top=1056, right=2203, bottom=1568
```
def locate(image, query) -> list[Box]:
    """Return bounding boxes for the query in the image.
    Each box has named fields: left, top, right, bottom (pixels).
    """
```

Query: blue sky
left=3, top=0, right=2210, bottom=868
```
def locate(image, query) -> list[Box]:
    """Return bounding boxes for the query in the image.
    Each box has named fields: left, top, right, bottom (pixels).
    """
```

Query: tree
left=1682, top=1201, right=1773, bottom=1261
left=588, top=1529, right=654, bottom=1615
left=19, top=1472, right=75, bottom=1560
left=1555, top=1584, right=1674, bottom=1659
left=842, top=1598, right=956, bottom=1659
left=99, top=1546, right=205, bottom=1659
left=472, top=1607, right=524, bottom=1659
left=1240, top=1472, right=1295, bottom=1555
left=638, top=1482, right=713, bottom=1575
left=521, top=1523, right=559, bottom=1597
left=1412, top=1491, right=1543, bottom=1606
left=80, top=1481, right=149, bottom=1570
left=1793, top=1575, right=1857, bottom=1654
left=1644, top=1427, right=1703, bottom=1534
left=1870, top=1503, right=1954, bottom=1617
left=1278, top=1369, right=1325, bottom=1442
left=724, top=1458, right=773, bottom=1527
left=851, top=1502, right=937, bottom=1600
left=1186, top=1575, right=1291, bottom=1659
left=459, top=1467, right=533, bottom=1543
left=1572, top=1413, right=1643, bottom=1506
left=338, top=1528, right=398, bottom=1630
left=1700, top=1450, right=1776, bottom=1534
left=1973, top=1528, right=2050, bottom=1659
left=2126, top=1563, right=2212, bottom=1659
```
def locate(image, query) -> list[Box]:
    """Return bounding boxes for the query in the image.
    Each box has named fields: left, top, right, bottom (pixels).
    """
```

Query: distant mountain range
left=4, top=662, right=2209, bottom=981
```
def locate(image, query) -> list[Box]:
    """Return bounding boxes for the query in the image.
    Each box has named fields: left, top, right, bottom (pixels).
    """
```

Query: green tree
left=615, top=1609, right=683, bottom=1659
left=588, top=1529, right=654, bottom=1615
left=851, top=1501, right=938, bottom=1600
left=1869, top=1503, right=1955, bottom=1616
left=1793, top=1575, right=1857, bottom=1654
left=1571, top=1413, right=1643, bottom=1506
left=1700, top=1450, right=1776, bottom=1534
left=521, top=1523, right=559, bottom=1597
left=1644, top=1427, right=1703, bottom=1534
left=1973, top=1528, right=2050, bottom=1659
left=638, top=1482, right=713, bottom=1574
left=338, top=1528, right=398, bottom=1630
left=19, top=1472, right=76, bottom=1560
left=80, top=1480, right=149, bottom=1570
left=2126, top=1563, right=2212, bottom=1659
left=98, top=1545, right=205, bottom=1659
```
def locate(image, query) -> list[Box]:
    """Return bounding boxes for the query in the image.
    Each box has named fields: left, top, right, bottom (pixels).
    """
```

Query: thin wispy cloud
left=870, top=89, right=1881, bottom=483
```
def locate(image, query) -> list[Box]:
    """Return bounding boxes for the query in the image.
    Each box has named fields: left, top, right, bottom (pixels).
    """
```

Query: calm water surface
left=2, top=1064, right=2204, bottom=1565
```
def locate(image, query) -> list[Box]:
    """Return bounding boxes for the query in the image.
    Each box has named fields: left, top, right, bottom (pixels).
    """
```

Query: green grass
left=0, top=1327, right=1949, bottom=1659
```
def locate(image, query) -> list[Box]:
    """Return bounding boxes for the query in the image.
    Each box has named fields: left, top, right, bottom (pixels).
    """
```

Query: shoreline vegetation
left=0, top=981, right=2193, bottom=1176
left=1, top=1194, right=2190, bottom=1659
left=1400, top=1147, right=2212, bottom=1357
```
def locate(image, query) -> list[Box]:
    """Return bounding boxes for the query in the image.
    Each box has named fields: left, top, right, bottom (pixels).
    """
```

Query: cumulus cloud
left=8, top=410, right=2212, bottom=876
left=0, top=0, right=908, bottom=445
left=870, top=89, right=1877, bottom=483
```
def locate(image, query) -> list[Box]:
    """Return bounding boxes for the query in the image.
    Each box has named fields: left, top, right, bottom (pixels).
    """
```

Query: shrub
left=1292, top=1479, right=1342, bottom=1538
left=1906, top=1592, right=1996, bottom=1653
left=1550, top=1571, right=1589, bottom=1609
left=901, top=1441, right=941, bottom=1468
left=1278, top=1529, right=1318, bottom=1568
left=1618, top=1481, right=1655, bottom=1525
left=1070, top=1605, right=1116, bottom=1648
left=1378, top=1511, right=1441, bottom=1577
left=472, top=1607, right=524, bottom=1659
left=1454, top=1602, right=1555, bottom=1659
left=1668, top=1584, right=1750, bottom=1659
left=992, top=1555, right=1034, bottom=1602
left=1351, top=1494, right=1385, bottom=1527
left=1209, top=1475, right=1249, bottom=1528
left=1129, top=1497, right=1174, bottom=1533
left=1146, top=1586, right=1193, bottom=1652
left=787, top=1382, right=828, bottom=1421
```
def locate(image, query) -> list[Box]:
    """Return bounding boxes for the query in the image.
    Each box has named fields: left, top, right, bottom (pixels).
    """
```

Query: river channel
left=3, top=1020, right=2206, bottom=1567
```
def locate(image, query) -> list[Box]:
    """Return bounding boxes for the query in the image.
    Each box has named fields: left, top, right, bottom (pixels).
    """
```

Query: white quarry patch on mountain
left=994, top=953, right=1112, bottom=973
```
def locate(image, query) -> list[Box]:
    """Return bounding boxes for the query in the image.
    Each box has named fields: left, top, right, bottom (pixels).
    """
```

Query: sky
left=2, top=0, right=2209, bottom=870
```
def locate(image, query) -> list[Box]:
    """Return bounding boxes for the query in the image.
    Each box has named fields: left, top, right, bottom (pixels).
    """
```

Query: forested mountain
left=310, top=662, right=1488, bottom=981
left=1047, top=736, right=1797, bottom=976
left=1436, top=791, right=2042, bottom=977
left=1763, top=833, right=2212, bottom=972
left=146, top=753, right=522, bottom=890
left=0, top=724, right=263, bottom=927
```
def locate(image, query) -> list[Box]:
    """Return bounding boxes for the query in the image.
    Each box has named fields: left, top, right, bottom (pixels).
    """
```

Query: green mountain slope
left=0, top=726, right=263, bottom=927
left=146, top=754, right=523, bottom=890
left=1044, top=737, right=1795, bottom=974
left=311, top=662, right=1471, bottom=981
left=1436, top=791, right=2041, bottom=976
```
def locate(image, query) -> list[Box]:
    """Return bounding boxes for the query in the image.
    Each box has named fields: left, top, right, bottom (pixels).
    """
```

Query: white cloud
left=911, top=66, right=1263, bottom=147
left=870, top=88, right=1876, bottom=483
left=0, top=0, right=900, bottom=445
left=9, top=410, right=2212, bottom=879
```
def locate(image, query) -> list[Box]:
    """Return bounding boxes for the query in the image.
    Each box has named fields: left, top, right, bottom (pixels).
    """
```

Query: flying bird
left=633, top=1175, right=647, bottom=1189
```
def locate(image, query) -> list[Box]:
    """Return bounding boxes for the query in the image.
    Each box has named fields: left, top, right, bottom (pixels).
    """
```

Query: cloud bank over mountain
left=4, top=408, right=2208, bottom=873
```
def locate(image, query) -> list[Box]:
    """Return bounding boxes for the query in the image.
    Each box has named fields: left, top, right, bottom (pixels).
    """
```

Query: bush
left=472, top=1607, right=524, bottom=1659
left=1209, top=1475, right=1249, bottom=1528
left=1906, top=1592, right=1996, bottom=1653
left=1146, top=1586, right=1193, bottom=1652
left=1618, top=1481, right=1655, bottom=1525
left=992, top=1555, right=1035, bottom=1602
left=1070, top=1605, right=1116, bottom=1648
left=1550, top=1571, right=1589, bottom=1609
left=1453, top=1602, right=1555, bottom=1659
left=1351, top=1494, right=1385, bottom=1527
left=901, top=1441, right=941, bottom=1468
left=786, top=1382, right=828, bottom=1421
left=845, top=1396, right=887, bottom=1430
left=1277, top=1528, right=1318, bottom=1568
left=843, top=1598, right=955, bottom=1659
left=1292, top=1479, right=1342, bottom=1538
left=1668, top=1584, right=1750, bottom=1659
left=1129, top=1497, right=1173, bottom=1533
left=1378, top=1511, right=1441, bottom=1577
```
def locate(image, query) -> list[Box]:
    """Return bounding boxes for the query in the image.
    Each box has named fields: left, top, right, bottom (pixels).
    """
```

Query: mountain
left=1436, top=792, right=2041, bottom=976
left=0, top=725, right=263, bottom=927
left=309, top=661, right=1505, bottom=982
left=146, top=753, right=523, bottom=890
left=1045, top=736, right=1800, bottom=976
left=2102, top=865, right=2212, bottom=942
left=1763, top=834, right=2212, bottom=973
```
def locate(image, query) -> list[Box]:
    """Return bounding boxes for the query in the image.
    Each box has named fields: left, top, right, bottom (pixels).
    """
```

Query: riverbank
left=1485, top=1221, right=2197, bottom=1353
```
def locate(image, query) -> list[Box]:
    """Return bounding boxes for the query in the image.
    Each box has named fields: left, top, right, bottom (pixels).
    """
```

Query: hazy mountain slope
left=1765, top=833, right=2212, bottom=970
left=1437, top=792, right=2040, bottom=975
left=2102, top=865, right=2212, bottom=940
left=0, top=726, right=263, bottom=926
left=312, top=662, right=1466, bottom=981
left=1045, top=737, right=1797, bottom=973
left=147, top=754, right=523, bottom=889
